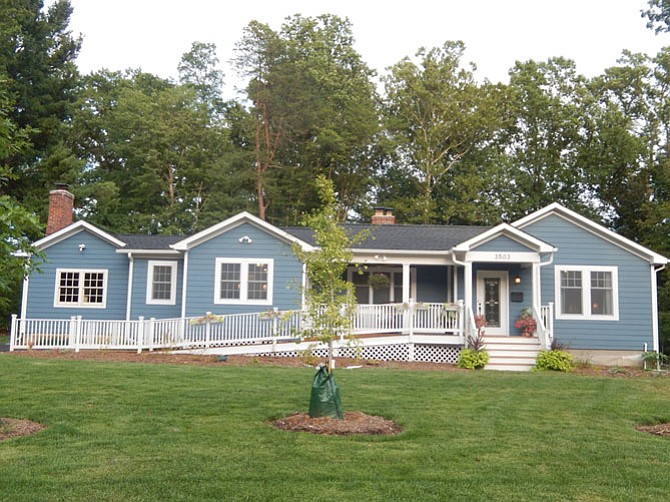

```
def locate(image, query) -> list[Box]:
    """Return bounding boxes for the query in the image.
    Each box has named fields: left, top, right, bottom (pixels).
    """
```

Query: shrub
left=458, top=348, right=489, bottom=369
left=533, top=349, right=574, bottom=372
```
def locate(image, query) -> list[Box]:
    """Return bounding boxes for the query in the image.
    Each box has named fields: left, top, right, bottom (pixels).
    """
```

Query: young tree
left=291, top=176, right=364, bottom=369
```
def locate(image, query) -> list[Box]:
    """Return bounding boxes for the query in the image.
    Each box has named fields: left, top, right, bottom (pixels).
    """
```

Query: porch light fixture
left=513, top=274, right=521, bottom=285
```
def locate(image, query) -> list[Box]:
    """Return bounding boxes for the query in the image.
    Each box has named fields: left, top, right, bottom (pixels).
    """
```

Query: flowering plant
left=514, top=308, right=537, bottom=337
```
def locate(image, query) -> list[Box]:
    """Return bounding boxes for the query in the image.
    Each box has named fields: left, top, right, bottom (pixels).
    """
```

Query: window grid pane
left=82, top=272, right=105, bottom=304
left=560, top=270, right=582, bottom=315
left=590, top=271, right=613, bottom=315
left=247, top=263, right=268, bottom=300
left=220, top=263, right=241, bottom=300
left=152, top=265, right=173, bottom=300
left=59, top=272, right=79, bottom=303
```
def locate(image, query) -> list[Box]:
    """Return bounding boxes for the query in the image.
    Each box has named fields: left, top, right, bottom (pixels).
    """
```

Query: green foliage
left=234, top=15, right=379, bottom=223
left=291, top=176, right=366, bottom=363
left=642, top=0, right=670, bottom=34
left=533, top=349, right=574, bottom=372
left=457, top=347, right=489, bottom=369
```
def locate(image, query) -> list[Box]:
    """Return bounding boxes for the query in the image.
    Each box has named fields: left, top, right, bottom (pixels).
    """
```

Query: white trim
left=513, top=203, right=667, bottom=266
left=126, top=254, right=134, bottom=320
left=181, top=251, right=189, bottom=319
left=465, top=251, right=540, bottom=263
left=116, top=249, right=181, bottom=257
left=20, top=275, right=29, bottom=320
left=34, top=221, right=126, bottom=250
left=146, top=260, right=178, bottom=305
left=476, top=270, right=509, bottom=336
left=214, top=258, right=274, bottom=306
left=171, top=212, right=313, bottom=252
left=554, top=265, right=619, bottom=321
left=53, top=268, right=108, bottom=309
left=651, top=265, right=663, bottom=352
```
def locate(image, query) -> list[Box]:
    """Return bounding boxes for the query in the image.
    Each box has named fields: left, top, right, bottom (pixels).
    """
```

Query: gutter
left=125, top=253, right=134, bottom=321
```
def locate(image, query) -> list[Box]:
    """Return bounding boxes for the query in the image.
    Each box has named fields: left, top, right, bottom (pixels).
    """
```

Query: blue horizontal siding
left=185, top=222, right=303, bottom=317
left=525, top=214, right=654, bottom=350
left=26, top=230, right=128, bottom=320
left=416, top=266, right=448, bottom=302
left=130, top=258, right=183, bottom=319
left=474, top=235, right=535, bottom=253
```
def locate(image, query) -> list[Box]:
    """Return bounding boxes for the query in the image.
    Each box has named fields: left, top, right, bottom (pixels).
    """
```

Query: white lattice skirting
left=257, top=343, right=462, bottom=365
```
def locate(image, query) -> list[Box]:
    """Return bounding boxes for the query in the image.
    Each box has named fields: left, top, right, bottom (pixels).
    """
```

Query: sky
left=59, top=0, right=670, bottom=95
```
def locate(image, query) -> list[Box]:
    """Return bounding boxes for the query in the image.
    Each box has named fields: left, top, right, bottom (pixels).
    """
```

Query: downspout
left=451, top=250, right=472, bottom=343
left=652, top=263, right=666, bottom=352
left=125, top=253, right=134, bottom=321
left=535, top=251, right=555, bottom=308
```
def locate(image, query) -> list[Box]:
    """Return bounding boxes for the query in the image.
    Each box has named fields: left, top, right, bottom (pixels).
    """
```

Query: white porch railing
left=535, top=303, right=554, bottom=350
left=10, top=302, right=464, bottom=353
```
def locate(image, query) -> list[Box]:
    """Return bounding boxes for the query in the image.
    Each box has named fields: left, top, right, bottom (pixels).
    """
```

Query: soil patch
left=636, top=423, right=670, bottom=437
left=0, top=418, right=45, bottom=441
left=272, top=411, right=402, bottom=436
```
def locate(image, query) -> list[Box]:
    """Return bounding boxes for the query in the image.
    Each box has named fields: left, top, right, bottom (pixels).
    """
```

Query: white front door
left=476, top=271, right=509, bottom=336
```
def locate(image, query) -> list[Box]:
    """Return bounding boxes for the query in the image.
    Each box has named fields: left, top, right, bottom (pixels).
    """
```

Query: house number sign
left=494, top=253, right=511, bottom=261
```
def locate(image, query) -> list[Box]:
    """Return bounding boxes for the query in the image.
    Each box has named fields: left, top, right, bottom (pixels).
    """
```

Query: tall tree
left=0, top=0, right=82, bottom=217
left=233, top=15, right=379, bottom=223
left=382, top=41, right=501, bottom=224
left=642, top=0, right=670, bottom=33
left=178, top=41, right=225, bottom=117
left=72, top=70, right=248, bottom=234
left=0, top=82, right=42, bottom=325
left=495, top=58, right=593, bottom=220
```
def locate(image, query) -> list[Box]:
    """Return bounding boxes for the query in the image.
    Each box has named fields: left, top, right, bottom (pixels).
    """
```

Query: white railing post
left=457, top=300, right=465, bottom=345
left=68, top=316, right=76, bottom=350
left=547, top=302, right=554, bottom=340
left=137, top=316, right=144, bottom=354
left=75, top=316, right=83, bottom=353
left=271, top=308, right=279, bottom=351
left=205, top=311, right=212, bottom=349
left=149, top=317, right=155, bottom=352
left=9, top=314, right=17, bottom=352
left=408, top=298, right=415, bottom=361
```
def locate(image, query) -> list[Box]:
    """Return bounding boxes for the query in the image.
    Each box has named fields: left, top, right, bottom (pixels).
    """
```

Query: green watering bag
left=308, top=365, right=344, bottom=419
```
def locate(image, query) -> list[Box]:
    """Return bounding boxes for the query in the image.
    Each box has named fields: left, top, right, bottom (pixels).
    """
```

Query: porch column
left=463, top=262, right=472, bottom=314
left=402, top=263, right=411, bottom=303
left=532, top=262, right=541, bottom=310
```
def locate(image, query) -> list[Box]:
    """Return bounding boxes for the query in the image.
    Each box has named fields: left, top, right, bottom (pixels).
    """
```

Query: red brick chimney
left=371, top=207, right=395, bottom=225
left=46, top=186, right=74, bottom=235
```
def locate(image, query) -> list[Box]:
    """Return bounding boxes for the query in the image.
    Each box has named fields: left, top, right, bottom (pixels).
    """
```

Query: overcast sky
left=60, top=0, right=669, bottom=95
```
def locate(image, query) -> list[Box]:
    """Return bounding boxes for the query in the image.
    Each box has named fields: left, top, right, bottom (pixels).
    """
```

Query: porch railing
left=535, top=303, right=554, bottom=350
left=10, top=302, right=464, bottom=353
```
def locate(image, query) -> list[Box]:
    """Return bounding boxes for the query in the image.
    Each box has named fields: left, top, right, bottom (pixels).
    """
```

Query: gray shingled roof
left=282, top=224, right=490, bottom=251
left=114, top=234, right=184, bottom=250
left=112, top=223, right=490, bottom=251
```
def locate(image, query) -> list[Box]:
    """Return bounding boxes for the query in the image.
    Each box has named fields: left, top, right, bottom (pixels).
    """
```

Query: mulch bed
left=272, top=411, right=403, bottom=436
left=0, top=418, right=46, bottom=442
left=636, top=423, right=670, bottom=437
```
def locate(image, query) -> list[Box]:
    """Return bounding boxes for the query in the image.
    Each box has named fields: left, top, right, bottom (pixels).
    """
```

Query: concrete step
left=485, top=363, right=536, bottom=372
left=487, top=355, right=538, bottom=365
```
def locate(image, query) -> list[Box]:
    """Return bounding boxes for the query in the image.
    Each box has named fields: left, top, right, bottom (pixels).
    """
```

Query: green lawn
left=1, top=356, right=669, bottom=501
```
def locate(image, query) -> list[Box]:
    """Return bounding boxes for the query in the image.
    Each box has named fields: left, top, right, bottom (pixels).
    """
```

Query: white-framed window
left=214, top=258, right=273, bottom=305
left=54, top=269, right=108, bottom=308
left=554, top=265, right=619, bottom=320
left=146, top=260, right=178, bottom=305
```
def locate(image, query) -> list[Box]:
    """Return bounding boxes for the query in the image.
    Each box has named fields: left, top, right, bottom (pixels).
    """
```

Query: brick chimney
left=371, top=207, right=395, bottom=225
left=46, top=185, right=74, bottom=235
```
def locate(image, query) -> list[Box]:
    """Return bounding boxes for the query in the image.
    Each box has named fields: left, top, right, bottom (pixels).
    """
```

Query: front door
left=476, top=271, right=509, bottom=336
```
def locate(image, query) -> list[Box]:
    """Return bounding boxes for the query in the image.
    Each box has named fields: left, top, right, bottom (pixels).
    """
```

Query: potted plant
left=514, top=308, right=537, bottom=337
left=367, top=273, right=391, bottom=290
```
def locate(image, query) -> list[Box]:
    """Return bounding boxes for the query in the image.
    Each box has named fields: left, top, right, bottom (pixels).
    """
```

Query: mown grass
left=1, top=356, right=669, bottom=501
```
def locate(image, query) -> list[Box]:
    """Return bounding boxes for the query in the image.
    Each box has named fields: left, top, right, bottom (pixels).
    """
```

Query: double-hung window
left=214, top=258, right=273, bottom=305
left=146, top=260, right=178, bottom=305
left=555, top=266, right=618, bottom=320
left=54, top=269, right=107, bottom=308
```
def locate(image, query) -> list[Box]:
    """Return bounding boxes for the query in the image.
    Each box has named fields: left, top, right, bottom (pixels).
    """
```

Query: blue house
left=13, top=189, right=667, bottom=369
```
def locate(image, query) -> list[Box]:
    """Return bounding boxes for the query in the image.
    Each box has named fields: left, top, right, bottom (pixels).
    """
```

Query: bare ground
left=2, top=349, right=668, bottom=437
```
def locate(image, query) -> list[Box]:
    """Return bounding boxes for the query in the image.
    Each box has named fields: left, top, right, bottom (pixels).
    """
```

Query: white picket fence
left=9, top=301, right=465, bottom=353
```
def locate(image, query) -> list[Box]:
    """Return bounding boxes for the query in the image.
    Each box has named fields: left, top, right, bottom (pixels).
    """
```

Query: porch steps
left=482, top=336, right=542, bottom=372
